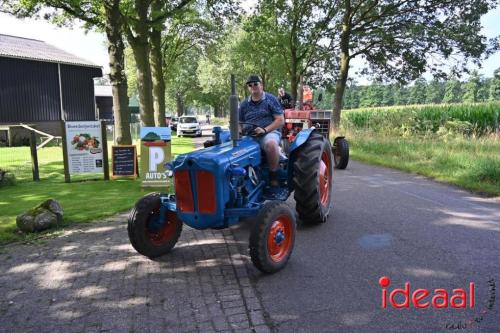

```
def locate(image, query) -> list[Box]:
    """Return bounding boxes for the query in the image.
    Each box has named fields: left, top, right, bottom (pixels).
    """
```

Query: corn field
left=342, top=102, right=500, bottom=136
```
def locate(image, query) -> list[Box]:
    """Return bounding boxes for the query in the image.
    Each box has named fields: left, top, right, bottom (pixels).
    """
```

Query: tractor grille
left=175, top=169, right=216, bottom=214
left=310, top=110, right=332, bottom=119
left=312, top=120, right=330, bottom=137
left=196, top=170, right=216, bottom=213
left=175, top=170, right=194, bottom=212
left=310, top=110, right=332, bottom=138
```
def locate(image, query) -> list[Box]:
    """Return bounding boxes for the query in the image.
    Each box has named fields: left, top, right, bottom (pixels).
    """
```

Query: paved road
left=0, top=216, right=270, bottom=333
left=232, top=161, right=500, bottom=333
left=1, top=134, right=498, bottom=333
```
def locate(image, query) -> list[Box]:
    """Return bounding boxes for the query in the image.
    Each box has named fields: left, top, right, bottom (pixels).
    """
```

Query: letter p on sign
left=149, top=147, right=165, bottom=172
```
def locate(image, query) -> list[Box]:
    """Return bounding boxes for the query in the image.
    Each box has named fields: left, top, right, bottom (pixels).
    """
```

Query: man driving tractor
left=239, top=75, right=284, bottom=188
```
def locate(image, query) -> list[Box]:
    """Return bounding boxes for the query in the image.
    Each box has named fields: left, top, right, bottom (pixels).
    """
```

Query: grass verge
left=0, top=137, right=194, bottom=245
left=347, top=131, right=500, bottom=196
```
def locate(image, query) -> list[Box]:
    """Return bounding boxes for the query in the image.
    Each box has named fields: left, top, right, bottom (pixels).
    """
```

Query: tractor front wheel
left=333, top=137, right=349, bottom=169
left=128, top=193, right=182, bottom=258
left=293, top=132, right=334, bottom=225
left=249, top=201, right=296, bottom=273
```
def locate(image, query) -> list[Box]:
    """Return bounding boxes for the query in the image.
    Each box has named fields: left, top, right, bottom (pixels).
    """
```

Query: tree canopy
left=2, top=0, right=498, bottom=126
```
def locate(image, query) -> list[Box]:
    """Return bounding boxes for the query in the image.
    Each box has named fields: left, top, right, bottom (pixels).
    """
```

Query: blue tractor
left=128, top=75, right=334, bottom=273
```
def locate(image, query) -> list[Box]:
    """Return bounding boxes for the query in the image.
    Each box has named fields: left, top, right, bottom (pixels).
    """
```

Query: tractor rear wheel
left=333, top=137, right=349, bottom=169
left=128, top=193, right=182, bottom=258
left=293, top=132, right=333, bottom=225
left=249, top=201, right=296, bottom=273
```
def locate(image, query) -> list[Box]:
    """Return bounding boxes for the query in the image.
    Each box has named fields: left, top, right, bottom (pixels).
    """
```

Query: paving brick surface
left=0, top=213, right=270, bottom=333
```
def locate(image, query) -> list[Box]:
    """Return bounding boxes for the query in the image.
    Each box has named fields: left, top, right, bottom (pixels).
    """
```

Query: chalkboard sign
left=112, top=145, right=137, bottom=178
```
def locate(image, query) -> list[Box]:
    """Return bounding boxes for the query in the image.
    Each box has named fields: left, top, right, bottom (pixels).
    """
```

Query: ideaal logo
left=379, top=276, right=475, bottom=309
left=379, top=276, right=496, bottom=329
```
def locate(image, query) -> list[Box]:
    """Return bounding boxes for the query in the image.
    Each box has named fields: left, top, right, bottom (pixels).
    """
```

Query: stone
left=16, top=214, right=36, bottom=233
left=16, top=199, right=63, bottom=233
left=41, top=199, right=64, bottom=224
left=34, top=210, right=58, bottom=229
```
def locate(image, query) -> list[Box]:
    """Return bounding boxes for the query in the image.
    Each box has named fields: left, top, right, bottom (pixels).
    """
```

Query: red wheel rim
left=146, top=210, right=177, bottom=246
left=267, top=215, right=293, bottom=262
left=319, top=150, right=331, bottom=205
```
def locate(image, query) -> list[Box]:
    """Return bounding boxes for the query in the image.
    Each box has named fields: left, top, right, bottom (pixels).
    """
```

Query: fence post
left=29, top=130, right=39, bottom=181
left=101, top=120, right=110, bottom=180
left=60, top=121, right=71, bottom=183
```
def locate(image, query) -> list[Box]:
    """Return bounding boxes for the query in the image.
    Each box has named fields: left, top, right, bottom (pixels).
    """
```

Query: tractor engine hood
left=171, top=137, right=261, bottom=229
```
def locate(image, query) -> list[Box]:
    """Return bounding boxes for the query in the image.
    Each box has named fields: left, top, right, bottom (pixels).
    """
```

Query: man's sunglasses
left=247, top=82, right=260, bottom=87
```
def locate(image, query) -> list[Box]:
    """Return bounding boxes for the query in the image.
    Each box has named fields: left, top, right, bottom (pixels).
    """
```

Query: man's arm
left=268, top=95, right=285, bottom=132
left=254, top=95, right=284, bottom=134
left=263, top=114, right=284, bottom=133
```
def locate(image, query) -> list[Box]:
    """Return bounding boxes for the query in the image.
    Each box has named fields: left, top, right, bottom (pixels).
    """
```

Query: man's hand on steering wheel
left=239, top=122, right=267, bottom=137
left=253, top=127, right=267, bottom=136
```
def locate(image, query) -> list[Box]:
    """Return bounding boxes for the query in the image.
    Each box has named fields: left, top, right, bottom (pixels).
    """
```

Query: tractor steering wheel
left=239, top=122, right=267, bottom=137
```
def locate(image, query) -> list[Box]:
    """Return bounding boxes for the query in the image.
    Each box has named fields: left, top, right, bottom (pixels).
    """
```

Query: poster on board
left=65, top=121, right=103, bottom=174
left=112, top=145, right=137, bottom=178
left=140, top=127, right=172, bottom=188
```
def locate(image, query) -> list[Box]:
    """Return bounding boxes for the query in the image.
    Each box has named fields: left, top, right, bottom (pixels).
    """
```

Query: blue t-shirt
left=239, top=92, right=283, bottom=129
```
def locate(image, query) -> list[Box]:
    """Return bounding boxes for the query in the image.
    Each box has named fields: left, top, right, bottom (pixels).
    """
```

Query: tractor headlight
left=164, top=162, right=174, bottom=178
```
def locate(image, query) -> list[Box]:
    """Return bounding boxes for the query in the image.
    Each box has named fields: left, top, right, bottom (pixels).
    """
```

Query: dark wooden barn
left=94, top=85, right=114, bottom=123
left=0, top=34, right=102, bottom=145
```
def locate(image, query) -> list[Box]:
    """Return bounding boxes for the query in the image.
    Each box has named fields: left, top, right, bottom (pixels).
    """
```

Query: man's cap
left=246, top=75, right=262, bottom=84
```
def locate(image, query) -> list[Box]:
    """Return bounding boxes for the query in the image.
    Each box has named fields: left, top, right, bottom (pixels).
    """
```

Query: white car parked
left=177, top=116, right=202, bottom=137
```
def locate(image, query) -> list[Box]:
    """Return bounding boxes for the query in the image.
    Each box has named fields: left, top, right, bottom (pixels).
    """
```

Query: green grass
left=347, top=130, right=500, bottom=196
left=0, top=137, right=195, bottom=244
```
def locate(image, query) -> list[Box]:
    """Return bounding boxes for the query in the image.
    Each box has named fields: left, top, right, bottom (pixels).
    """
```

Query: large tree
left=121, top=0, right=195, bottom=126
left=328, top=0, right=499, bottom=131
left=443, top=79, right=463, bottom=103
left=236, top=15, right=288, bottom=95
left=409, top=78, right=427, bottom=105
left=124, top=0, right=235, bottom=126
left=463, top=70, right=482, bottom=103
left=426, top=79, right=445, bottom=104
left=1, top=0, right=133, bottom=144
left=256, top=0, right=340, bottom=101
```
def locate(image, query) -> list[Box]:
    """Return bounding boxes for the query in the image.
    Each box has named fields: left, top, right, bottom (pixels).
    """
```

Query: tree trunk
left=176, top=92, right=184, bottom=117
left=213, top=104, right=219, bottom=118
left=331, top=8, right=351, bottom=134
left=105, top=1, right=132, bottom=145
left=290, top=52, right=299, bottom=103
left=126, top=0, right=155, bottom=126
left=214, top=102, right=224, bottom=118
left=132, top=42, right=155, bottom=126
left=150, top=0, right=166, bottom=126
left=151, top=26, right=165, bottom=126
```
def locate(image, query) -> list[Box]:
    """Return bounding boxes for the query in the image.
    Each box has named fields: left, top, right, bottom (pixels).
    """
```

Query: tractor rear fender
left=288, top=128, right=316, bottom=154
left=286, top=128, right=316, bottom=189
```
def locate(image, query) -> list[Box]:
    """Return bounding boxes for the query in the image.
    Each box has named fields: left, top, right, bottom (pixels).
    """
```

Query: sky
left=0, top=5, right=498, bottom=85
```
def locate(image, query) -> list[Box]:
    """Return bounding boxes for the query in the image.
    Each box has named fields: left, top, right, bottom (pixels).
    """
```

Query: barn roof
left=0, top=34, right=101, bottom=68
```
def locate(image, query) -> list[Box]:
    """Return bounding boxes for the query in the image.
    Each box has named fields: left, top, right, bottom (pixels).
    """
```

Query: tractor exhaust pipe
left=229, top=74, right=240, bottom=146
